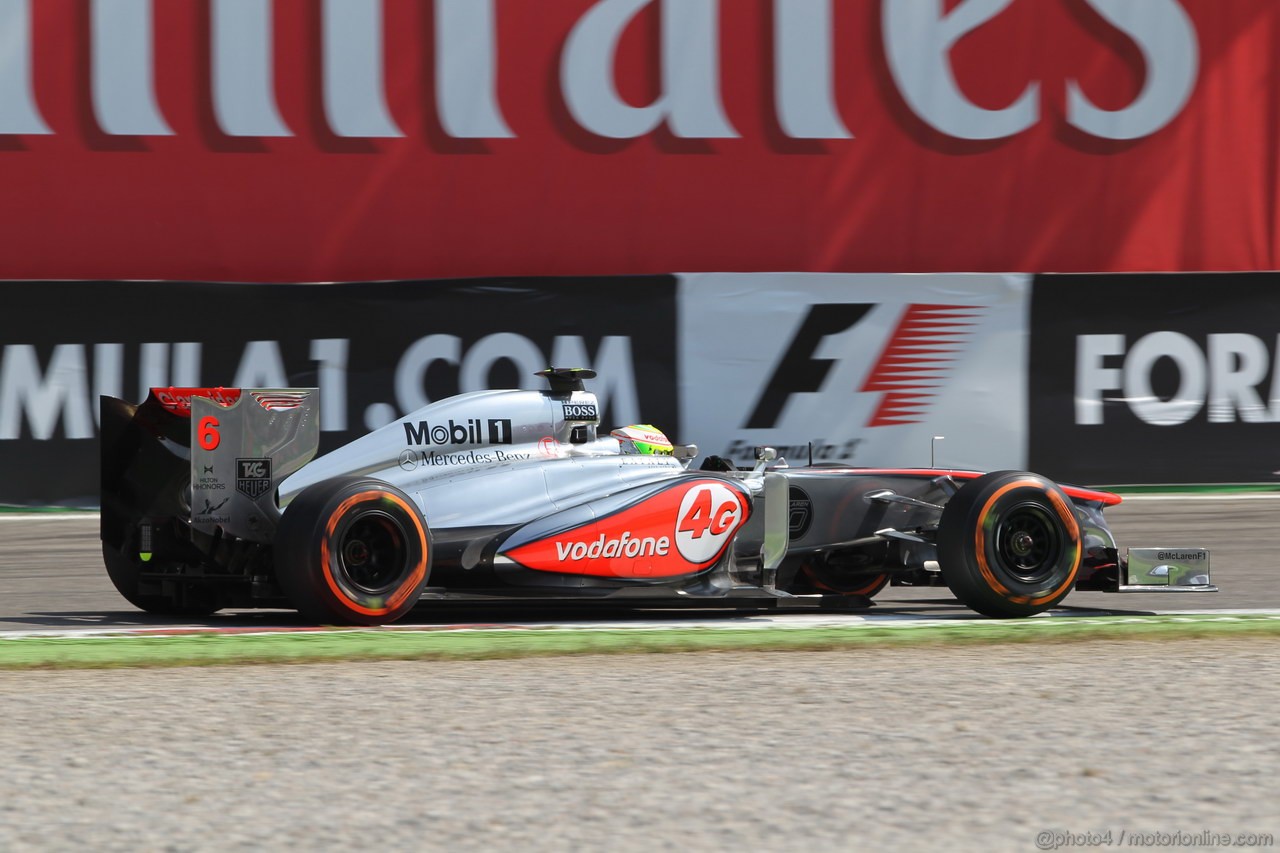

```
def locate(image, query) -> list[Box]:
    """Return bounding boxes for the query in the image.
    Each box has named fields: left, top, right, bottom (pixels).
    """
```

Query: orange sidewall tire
left=276, top=477, right=431, bottom=626
left=938, top=471, right=1081, bottom=618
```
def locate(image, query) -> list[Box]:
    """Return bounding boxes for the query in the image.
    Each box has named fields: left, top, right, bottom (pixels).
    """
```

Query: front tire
left=937, top=471, right=1082, bottom=618
left=275, top=477, right=431, bottom=625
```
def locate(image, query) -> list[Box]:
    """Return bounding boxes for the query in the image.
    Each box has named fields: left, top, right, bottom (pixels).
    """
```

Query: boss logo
left=562, top=403, right=599, bottom=421
left=236, top=458, right=272, bottom=500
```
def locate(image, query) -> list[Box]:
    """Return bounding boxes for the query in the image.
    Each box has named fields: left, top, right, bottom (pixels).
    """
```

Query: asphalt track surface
left=2, top=498, right=1278, bottom=852
left=0, top=495, right=1273, bottom=630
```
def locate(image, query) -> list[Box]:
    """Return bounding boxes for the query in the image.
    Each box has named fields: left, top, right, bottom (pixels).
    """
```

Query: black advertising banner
left=0, top=278, right=678, bottom=506
left=1029, top=273, right=1280, bottom=485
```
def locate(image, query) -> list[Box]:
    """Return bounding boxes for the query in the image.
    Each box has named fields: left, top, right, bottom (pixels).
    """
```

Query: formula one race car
left=99, top=369, right=1215, bottom=624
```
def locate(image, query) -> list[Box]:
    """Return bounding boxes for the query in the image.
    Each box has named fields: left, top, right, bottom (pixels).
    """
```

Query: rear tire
left=834, top=572, right=889, bottom=598
left=800, top=563, right=890, bottom=598
left=937, top=471, right=1082, bottom=618
left=275, top=477, right=431, bottom=625
left=792, top=479, right=894, bottom=599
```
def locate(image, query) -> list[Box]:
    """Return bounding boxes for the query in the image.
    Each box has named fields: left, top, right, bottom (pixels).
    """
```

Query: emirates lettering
left=554, top=532, right=671, bottom=562
left=884, top=0, right=1197, bottom=141
left=0, top=0, right=1198, bottom=142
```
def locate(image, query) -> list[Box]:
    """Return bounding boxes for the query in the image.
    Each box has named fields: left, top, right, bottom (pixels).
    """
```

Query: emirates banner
left=0, top=1, right=1273, bottom=281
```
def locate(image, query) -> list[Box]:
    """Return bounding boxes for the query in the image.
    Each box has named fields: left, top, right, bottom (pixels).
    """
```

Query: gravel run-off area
left=1, top=637, right=1277, bottom=852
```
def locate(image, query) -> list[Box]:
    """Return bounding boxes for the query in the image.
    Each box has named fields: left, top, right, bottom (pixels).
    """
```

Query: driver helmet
left=611, top=424, right=674, bottom=456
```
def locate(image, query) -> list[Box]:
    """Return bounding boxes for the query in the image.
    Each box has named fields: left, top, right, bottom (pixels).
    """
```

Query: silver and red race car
left=99, top=368, right=1214, bottom=624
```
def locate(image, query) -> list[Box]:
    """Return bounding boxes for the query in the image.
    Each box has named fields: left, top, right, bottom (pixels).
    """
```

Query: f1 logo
left=745, top=304, right=873, bottom=428
left=744, top=302, right=983, bottom=429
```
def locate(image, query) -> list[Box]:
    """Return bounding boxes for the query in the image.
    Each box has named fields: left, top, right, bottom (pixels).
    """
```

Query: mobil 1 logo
left=403, top=418, right=513, bottom=447
left=236, top=458, right=272, bottom=500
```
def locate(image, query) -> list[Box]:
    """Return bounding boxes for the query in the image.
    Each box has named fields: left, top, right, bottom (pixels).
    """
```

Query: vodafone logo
left=675, top=483, right=746, bottom=564
left=555, top=533, right=669, bottom=563
left=502, top=479, right=751, bottom=579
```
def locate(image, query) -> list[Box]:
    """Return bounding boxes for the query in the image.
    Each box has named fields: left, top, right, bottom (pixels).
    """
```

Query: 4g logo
left=674, top=482, right=749, bottom=565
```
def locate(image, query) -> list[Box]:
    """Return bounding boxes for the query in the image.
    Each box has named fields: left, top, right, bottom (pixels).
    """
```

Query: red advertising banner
left=0, top=0, right=1272, bottom=281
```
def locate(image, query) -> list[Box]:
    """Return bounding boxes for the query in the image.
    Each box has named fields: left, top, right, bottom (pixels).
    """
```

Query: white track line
left=3, top=609, right=1279, bottom=641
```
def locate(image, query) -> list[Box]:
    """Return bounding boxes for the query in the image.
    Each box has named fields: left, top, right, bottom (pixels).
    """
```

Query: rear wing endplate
left=188, top=388, right=319, bottom=542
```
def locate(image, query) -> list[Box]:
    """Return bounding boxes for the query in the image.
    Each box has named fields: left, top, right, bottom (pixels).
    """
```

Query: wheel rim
left=336, top=511, right=409, bottom=593
left=994, top=503, right=1062, bottom=584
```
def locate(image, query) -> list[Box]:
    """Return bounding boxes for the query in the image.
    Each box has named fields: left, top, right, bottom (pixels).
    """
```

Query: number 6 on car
left=197, top=415, right=220, bottom=450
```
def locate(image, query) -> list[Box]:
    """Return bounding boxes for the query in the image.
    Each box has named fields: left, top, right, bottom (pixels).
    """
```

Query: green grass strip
left=0, top=505, right=92, bottom=513
left=1104, top=483, right=1280, bottom=495
left=1, top=614, right=1278, bottom=671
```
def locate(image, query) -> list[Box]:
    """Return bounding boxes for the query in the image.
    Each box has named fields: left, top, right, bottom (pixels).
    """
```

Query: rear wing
left=187, top=389, right=319, bottom=541
left=100, top=387, right=319, bottom=548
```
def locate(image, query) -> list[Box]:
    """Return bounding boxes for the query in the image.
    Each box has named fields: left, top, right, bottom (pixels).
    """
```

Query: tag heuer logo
left=236, top=458, right=272, bottom=499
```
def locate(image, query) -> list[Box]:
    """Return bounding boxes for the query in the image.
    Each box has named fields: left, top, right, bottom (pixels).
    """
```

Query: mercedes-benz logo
left=398, top=449, right=419, bottom=471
